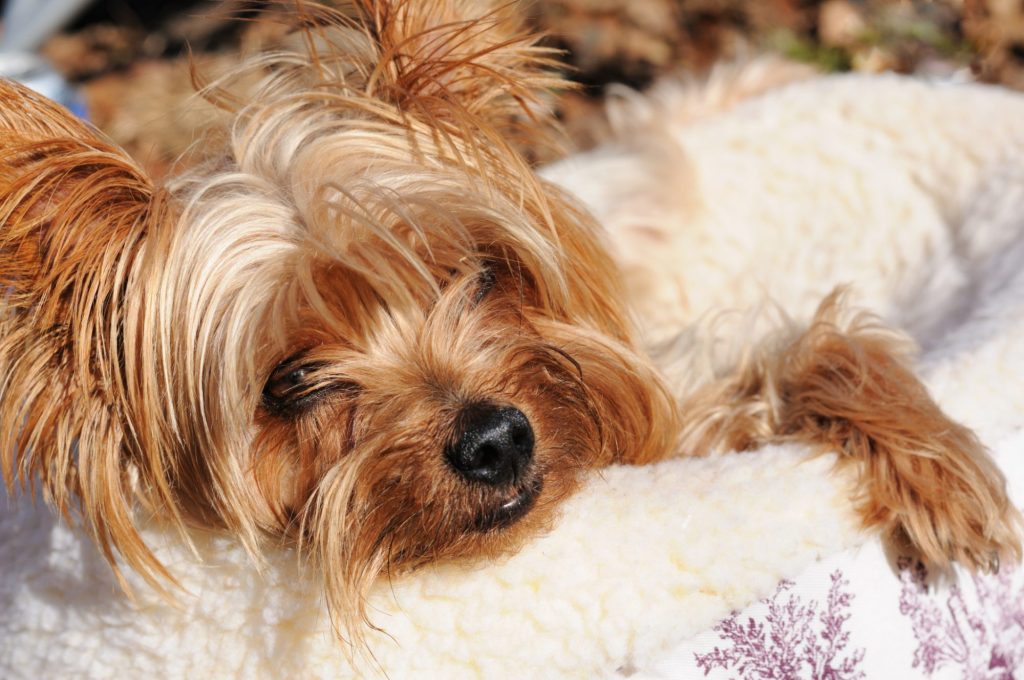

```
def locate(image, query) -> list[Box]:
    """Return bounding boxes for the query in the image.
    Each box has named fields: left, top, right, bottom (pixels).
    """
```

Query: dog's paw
left=778, top=303, right=1024, bottom=572
left=862, top=430, right=1023, bottom=573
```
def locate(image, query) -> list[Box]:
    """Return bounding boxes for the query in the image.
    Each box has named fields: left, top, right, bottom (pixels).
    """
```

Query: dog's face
left=212, top=104, right=676, bottom=623
left=0, top=1, right=676, bottom=635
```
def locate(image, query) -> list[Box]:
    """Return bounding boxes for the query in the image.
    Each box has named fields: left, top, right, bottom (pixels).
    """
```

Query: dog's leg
left=674, top=293, right=1022, bottom=571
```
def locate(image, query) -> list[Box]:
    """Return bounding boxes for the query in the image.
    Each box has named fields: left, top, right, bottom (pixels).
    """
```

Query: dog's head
left=0, top=1, right=676, bottom=636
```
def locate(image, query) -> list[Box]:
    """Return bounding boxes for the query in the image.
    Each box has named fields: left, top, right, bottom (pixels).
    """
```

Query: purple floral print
left=899, top=558, right=1024, bottom=679
left=694, top=570, right=865, bottom=679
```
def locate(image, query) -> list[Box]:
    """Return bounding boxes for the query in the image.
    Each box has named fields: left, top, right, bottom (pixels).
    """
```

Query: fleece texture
left=545, top=72, right=1024, bottom=343
left=0, top=450, right=857, bottom=678
left=3, top=71, right=1024, bottom=678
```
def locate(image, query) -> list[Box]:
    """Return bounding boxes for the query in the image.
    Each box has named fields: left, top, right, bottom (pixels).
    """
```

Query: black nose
left=446, top=404, right=534, bottom=486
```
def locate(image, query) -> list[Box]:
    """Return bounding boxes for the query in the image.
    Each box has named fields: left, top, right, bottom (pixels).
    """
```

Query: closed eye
left=262, top=356, right=357, bottom=415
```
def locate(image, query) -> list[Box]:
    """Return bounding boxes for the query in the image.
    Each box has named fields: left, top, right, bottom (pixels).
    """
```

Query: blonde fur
left=0, top=0, right=1018, bottom=650
left=0, top=1, right=676, bottom=645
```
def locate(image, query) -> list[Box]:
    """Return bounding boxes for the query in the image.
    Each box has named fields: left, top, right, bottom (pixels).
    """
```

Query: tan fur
left=0, top=0, right=1019, bottom=650
left=669, top=292, right=1022, bottom=571
left=0, top=1, right=676, bottom=645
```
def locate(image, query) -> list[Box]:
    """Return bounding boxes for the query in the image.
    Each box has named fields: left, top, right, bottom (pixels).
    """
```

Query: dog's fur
left=0, top=0, right=1019, bottom=644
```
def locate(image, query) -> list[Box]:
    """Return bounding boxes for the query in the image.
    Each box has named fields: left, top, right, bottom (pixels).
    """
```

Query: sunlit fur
left=0, top=0, right=1019, bottom=648
left=655, top=291, right=1021, bottom=571
left=0, top=1, right=676, bottom=639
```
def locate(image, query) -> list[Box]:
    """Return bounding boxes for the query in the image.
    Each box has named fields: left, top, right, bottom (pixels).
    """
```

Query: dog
left=0, top=0, right=1019, bottom=644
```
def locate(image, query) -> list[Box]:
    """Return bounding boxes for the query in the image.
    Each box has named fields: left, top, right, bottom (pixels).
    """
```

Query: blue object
left=0, top=0, right=95, bottom=119
left=1, top=0, right=95, bottom=53
left=0, top=51, right=88, bottom=120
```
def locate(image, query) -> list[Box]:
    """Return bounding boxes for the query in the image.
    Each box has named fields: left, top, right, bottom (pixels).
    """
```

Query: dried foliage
left=25, top=0, right=1024, bottom=173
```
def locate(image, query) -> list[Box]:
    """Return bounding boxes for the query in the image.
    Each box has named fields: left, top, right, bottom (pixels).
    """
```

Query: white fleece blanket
left=0, top=450, right=860, bottom=678
left=3, top=73, right=1024, bottom=678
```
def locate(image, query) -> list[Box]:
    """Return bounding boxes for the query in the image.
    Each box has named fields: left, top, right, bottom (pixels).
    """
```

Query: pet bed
left=3, top=72, right=1024, bottom=679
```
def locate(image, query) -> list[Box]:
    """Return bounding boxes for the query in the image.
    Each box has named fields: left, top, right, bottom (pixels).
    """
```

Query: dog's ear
left=351, top=0, right=562, bottom=128
left=0, top=79, right=156, bottom=304
left=0, top=78, right=177, bottom=592
left=213, top=0, right=564, bottom=145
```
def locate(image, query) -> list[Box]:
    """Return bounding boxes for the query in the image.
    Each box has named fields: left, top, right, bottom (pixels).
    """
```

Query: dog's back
left=544, top=66, right=1024, bottom=341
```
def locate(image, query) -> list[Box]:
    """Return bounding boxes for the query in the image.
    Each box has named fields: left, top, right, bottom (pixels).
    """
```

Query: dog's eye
left=263, top=358, right=351, bottom=414
left=264, top=361, right=320, bottom=403
left=474, top=263, right=497, bottom=304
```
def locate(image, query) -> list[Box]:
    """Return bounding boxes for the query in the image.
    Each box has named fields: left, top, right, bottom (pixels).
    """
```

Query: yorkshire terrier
left=1, top=0, right=1020, bottom=642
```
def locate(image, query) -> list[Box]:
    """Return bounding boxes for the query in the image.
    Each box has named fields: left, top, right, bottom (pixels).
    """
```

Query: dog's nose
left=447, top=404, right=534, bottom=486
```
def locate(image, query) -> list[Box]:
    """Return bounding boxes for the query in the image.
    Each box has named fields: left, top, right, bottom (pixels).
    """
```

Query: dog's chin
left=474, top=476, right=543, bottom=532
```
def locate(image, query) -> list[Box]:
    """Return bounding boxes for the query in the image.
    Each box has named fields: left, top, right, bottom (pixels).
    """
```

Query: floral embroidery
left=899, top=558, right=1024, bottom=678
left=694, top=570, right=865, bottom=679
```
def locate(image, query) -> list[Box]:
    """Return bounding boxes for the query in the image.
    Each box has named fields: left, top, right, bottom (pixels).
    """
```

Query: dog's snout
left=447, top=404, right=534, bottom=486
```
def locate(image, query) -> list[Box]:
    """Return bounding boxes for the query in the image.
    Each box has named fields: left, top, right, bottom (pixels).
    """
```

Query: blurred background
left=2, top=0, right=1023, bottom=176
